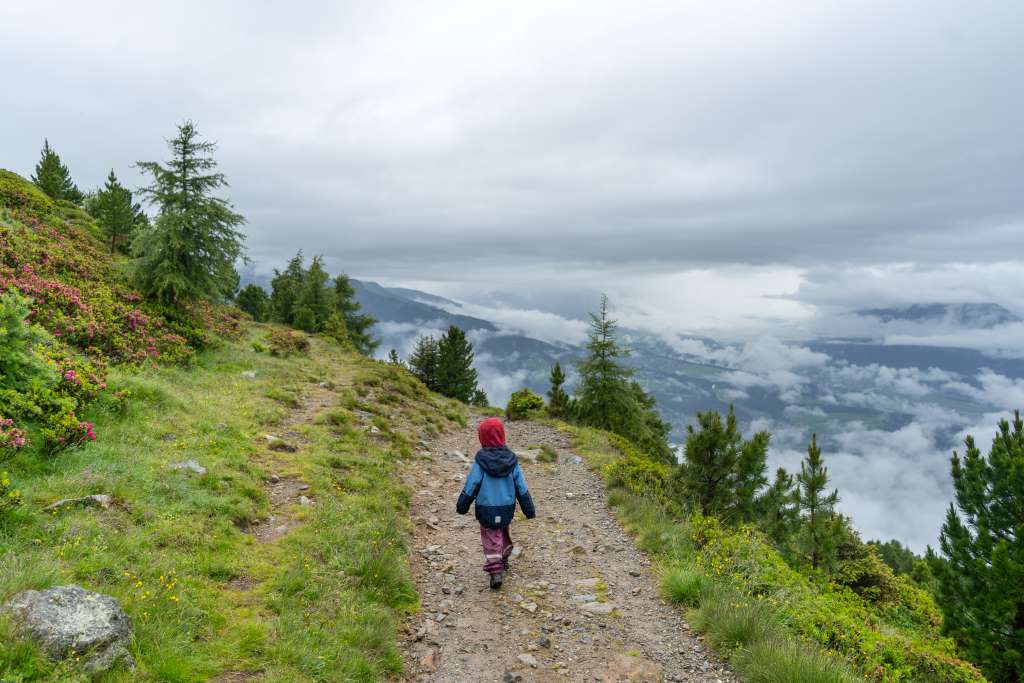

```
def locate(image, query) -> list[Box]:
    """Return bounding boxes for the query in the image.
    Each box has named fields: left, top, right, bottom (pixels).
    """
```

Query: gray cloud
left=3, top=1, right=1023, bottom=288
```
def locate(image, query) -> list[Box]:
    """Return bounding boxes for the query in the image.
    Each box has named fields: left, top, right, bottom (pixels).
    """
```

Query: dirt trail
left=401, top=417, right=738, bottom=683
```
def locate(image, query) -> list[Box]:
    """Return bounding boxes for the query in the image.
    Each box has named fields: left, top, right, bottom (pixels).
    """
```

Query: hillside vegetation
left=0, top=169, right=469, bottom=680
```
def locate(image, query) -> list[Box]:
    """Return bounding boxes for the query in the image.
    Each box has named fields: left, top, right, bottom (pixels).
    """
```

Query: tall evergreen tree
left=270, top=252, right=305, bottom=326
left=236, top=284, right=270, bottom=321
left=408, top=335, right=440, bottom=390
left=676, top=406, right=769, bottom=522
left=547, top=362, right=570, bottom=417
left=293, top=255, right=333, bottom=332
left=334, top=275, right=378, bottom=355
left=796, top=434, right=842, bottom=571
left=435, top=326, right=481, bottom=403
left=930, top=412, right=1024, bottom=682
left=574, top=295, right=673, bottom=463
left=758, top=466, right=799, bottom=549
left=387, top=349, right=402, bottom=365
left=574, top=295, right=636, bottom=429
left=31, top=139, right=84, bottom=204
left=132, top=121, right=246, bottom=305
left=87, top=170, right=145, bottom=254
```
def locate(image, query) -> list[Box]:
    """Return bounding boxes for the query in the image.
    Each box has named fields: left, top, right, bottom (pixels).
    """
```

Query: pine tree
left=387, top=349, right=402, bottom=365
left=676, top=406, right=769, bottom=522
left=334, top=275, right=378, bottom=355
left=236, top=284, right=270, bottom=321
left=270, top=252, right=305, bottom=326
left=547, top=362, right=570, bottom=417
left=796, top=434, right=841, bottom=571
left=31, top=139, right=84, bottom=204
left=470, top=389, right=489, bottom=407
left=930, top=412, right=1024, bottom=682
left=757, top=467, right=799, bottom=549
left=87, top=170, right=145, bottom=254
left=574, top=295, right=636, bottom=429
left=435, top=326, right=481, bottom=403
left=132, top=121, right=246, bottom=305
left=293, top=256, right=333, bottom=332
left=408, top=335, right=440, bottom=390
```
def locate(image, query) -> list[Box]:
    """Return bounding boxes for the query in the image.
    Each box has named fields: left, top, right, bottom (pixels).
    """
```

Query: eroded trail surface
left=401, top=418, right=738, bottom=683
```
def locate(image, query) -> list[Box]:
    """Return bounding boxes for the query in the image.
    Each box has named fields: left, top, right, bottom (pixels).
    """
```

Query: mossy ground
left=0, top=324, right=463, bottom=682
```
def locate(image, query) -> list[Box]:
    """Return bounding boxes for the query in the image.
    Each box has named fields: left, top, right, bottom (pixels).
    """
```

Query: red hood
left=477, top=418, right=506, bottom=447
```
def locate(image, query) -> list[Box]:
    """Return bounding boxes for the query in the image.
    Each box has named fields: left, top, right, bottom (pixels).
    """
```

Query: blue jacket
left=456, top=446, right=536, bottom=529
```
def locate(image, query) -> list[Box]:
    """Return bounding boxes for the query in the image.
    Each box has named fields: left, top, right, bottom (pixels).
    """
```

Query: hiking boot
left=489, top=571, right=503, bottom=590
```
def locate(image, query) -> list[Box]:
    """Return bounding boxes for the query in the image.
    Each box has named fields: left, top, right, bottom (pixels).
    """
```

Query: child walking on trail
left=455, top=417, right=536, bottom=589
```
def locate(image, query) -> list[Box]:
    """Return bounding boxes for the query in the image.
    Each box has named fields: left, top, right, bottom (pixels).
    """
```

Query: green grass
left=537, top=444, right=558, bottom=463
left=0, top=327, right=443, bottom=681
left=569, top=426, right=870, bottom=683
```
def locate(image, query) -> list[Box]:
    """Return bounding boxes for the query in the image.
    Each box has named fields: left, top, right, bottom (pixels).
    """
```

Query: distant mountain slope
left=351, top=280, right=495, bottom=331
left=858, top=302, right=1020, bottom=328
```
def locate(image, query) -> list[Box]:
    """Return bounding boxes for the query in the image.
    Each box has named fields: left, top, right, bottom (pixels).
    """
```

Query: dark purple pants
left=480, top=524, right=513, bottom=574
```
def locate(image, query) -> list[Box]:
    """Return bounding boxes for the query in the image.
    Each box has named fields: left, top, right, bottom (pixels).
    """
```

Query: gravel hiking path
left=400, top=417, right=738, bottom=683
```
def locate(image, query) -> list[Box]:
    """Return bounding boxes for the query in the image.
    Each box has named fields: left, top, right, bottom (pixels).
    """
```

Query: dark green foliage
left=334, top=275, right=379, bottom=355
left=470, top=389, right=489, bottom=407
left=574, top=295, right=673, bottom=464
left=931, top=412, right=1024, bottom=682
left=675, top=406, right=769, bottom=523
left=506, top=388, right=544, bottom=420
left=757, top=467, right=799, bottom=549
left=796, top=434, right=842, bottom=572
left=294, top=256, right=333, bottom=332
left=236, top=284, right=270, bottom=321
left=547, top=362, right=570, bottom=417
left=435, top=326, right=483, bottom=404
left=85, top=170, right=147, bottom=254
left=0, top=290, right=50, bottom=392
left=387, top=349, right=401, bottom=365
left=31, top=139, right=84, bottom=204
left=270, top=252, right=305, bottom=325
left=408, top=335, right=439, bottom=390
left=869, top=538, right=920, bottom=577
left=131, top=121, right=246, bottom=305
left=266, top=253, right=378, bottom=353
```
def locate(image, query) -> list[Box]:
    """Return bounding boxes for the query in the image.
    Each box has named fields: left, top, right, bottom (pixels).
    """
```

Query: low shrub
left=0, top=470, right=21, bottom=515
left=505, top=388, right=544, bottom=420
left=267, top=329, right=310, bottom=357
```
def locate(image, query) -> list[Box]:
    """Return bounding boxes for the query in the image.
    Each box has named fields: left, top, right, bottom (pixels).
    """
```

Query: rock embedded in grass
left=42, top=494, right=114, bottom=512
left=2, top=585, right=134, bottom=674
left=169, top=459, right=206, bottom=475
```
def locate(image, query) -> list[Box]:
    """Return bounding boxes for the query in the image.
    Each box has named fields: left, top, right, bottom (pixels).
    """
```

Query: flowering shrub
left=0, top=418, right=28, bottom=461
left=0, top=170, right=194, bottom=365
left=267, top=329, right=311, bottom=356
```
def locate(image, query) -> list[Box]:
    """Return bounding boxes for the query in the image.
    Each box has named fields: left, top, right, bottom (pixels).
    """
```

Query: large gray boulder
left=2, top=585, right=134, bottom=673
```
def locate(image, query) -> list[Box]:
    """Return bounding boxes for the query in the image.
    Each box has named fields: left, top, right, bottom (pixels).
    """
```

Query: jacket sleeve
left=513, top=464, right=536, bottom=519
left=456, top=463, right=483, bottom=515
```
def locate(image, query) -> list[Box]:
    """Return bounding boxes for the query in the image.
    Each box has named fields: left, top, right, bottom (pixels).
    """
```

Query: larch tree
left=31, top=139, right=84, bottom=204
left=132, top=121, right=246, bottom=306
left=334, top=275, right=378, bottom=355
left=930, top=412, right=1024, bottom=682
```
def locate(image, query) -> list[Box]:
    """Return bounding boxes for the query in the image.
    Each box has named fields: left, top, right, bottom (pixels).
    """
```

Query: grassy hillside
left=0, top=169, right=472, bottom=680
left=566, top=425, right=986, bottom=683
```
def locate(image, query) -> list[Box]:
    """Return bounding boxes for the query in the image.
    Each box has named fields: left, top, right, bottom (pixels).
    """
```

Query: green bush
left=661, top=565, right=711, bottom=607
left=0, top=470, right=22, bottom=516
left=505, top=388, right=544, bottom=420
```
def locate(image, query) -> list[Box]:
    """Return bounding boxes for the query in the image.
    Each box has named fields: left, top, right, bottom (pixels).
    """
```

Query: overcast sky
left=2, top=0, right=1023, bottom=335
